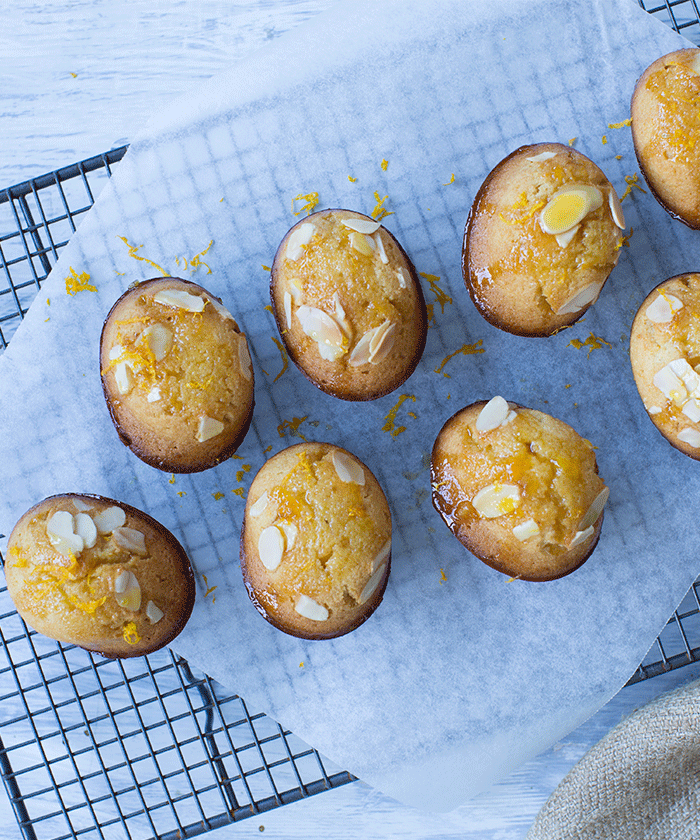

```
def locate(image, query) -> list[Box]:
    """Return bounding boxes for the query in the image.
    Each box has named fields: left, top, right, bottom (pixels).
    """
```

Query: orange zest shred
left=382, top=394, right=416, bottom=437
left=381, top=159, right=388, bottom=171
left=567, top=331, right=612, bottom=357
left=202, top=574, right=217, bottom=600
left=602, top=135, right=608, bottom=144
left=443, top=173, right=455, bottom=185
left=232, top=487, right=245, bottom=498
left=176, top=240, right=213, bottom=274
left=620, top=174, right=646, bottom=201
left=371, top=191, right=393, bottom=220
left=117, top=236, right=168, bottom=276
left=608, top=118, right=632, bottom=129
left=434, top=340, right=485, bottom=376
left=65, top=267, right=97, bottom=296
left=440, top=568, right=447, bottom=584
left=270, top=336, right=289, bottom=383
left=236, top=464, right=252, bottom=482
left=568, top=137, right=577, bottom=147
left=212, top=491, right=225, bottom=500
left=123, top=622, right=141, bottom=645
left=292, top=192, right=319, bottom=216
left=277, top=415, right=309, bottom=440
left=348, top=175, right=357, bottom=182
left=419, top=273, right=453, bottom=313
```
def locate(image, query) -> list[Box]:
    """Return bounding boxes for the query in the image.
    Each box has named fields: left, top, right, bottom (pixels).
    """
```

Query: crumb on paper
left=212, top=491, right=225, bottom=501
left=65, top=267, right=96, bottom=296
left=348, top=175, right=357, bottom=182
left=70, top=72, right=78, bottom=78
left=419, top=272, right=452, bottom=314
left=299, top=662, right=304, bottom=668
left=601, top=135, right=608, bottom=145
left=568, top=137, right=577, bottom=147
left=262, top=264, right=271, bottom=271
left=371, top=191, right=393, bottom=220
left=381, top=158, right=388, bottom=171
left=382, top=394, right=416, bottom=437
left=292, top=192, right=319, bottom=216
left=117, top=236, right=168, bottom=276
left=567, top=331, right=612, bottom=357
left=177, top=491, right=186, bottom=497
left=278, top=415, right=309, bottom=440
left=270, top=336, right=289, bottom=383
left=615, top=155, right=623, bottom=160
left=434, top=341, right=484, bottom=376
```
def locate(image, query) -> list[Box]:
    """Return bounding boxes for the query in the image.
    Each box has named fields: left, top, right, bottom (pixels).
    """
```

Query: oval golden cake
left=463, top=142, right=626, bottom=336
left=240, top=442, right=392, bottom=639
left=100, top=277, right=254, bottom=473
left=270, top=208, right=427, bottom=400
left=431, top=398, right=608, bottom=581
left=631, top=49, right=700, bottom=228
left=630, top=272, right=700, bottom=459
left=5, top=494, right=195, bottom=658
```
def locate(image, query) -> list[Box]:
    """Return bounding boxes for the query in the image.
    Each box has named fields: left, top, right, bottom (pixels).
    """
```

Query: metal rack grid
left=1, top=2, right=700, bottom=837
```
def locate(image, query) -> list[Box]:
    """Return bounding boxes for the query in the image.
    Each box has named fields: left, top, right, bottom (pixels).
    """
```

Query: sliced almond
left=92, top=506, right=126, bottom=535
left=476, top=396, right=510, bottom=433
left=646, top=404, right=663, bottom=415
left=688, top=50, right=700, bottom=75
left=374, top=233, right=389, bottom=264
left=396, top=268, right=407, bottom=289
left=154, top=288, right=205, bottom=312
left=147, top=386, right=162, bottom=402
left=577, top=487, right=610, bottom=532
left=146, top=600, right=164, bottom=624
left=114, top=570, right=142, bottom=611
left=114, top=360, right=135, bottom=395
left=250, top=491, right=269, bottom=518
left=608, top=188, right=625, bottom=229
left=279, top=520, right=298, bottom=552
left=209, top=298, right=235, bottom=321
left=683, top=399, right=700, bottom=423
left=141, top=323, right=173, bottom=362
left=348, top=330, right=372, bottom=366
left=679, top=427, right=700, bottom=447
left=296, top=305, right=346, bottom=361
left=373, top=538, right=392, bottom=571
left=472, top=483, right=520, bottom=518
left=341, top=217, right=381, bottom=235
left=555, top=224, right=580, bottom=249
left=526, top=150, right=558, bottom=162
left=284, top=290, right=293, bottom=330
left=569, top=525, right=595, bottom=549
left=331, top=450, right=366, bottom=485
left=196, top=415, right=225, bottom=442
left=286, top=222, right=315, bottom=261
left=75, top=512, right=97, bottom=549
left=540, top=185, right=603, bottom=235
left=349, top=231, right=375, bottom=256
left=258, top=525, right=285, bottom=571
left=72, top=499, right=93, bottom=513
left=556, top=281, right=604, bottom=316
left=512, top=519, right=540, bottom=541
left=646, top=292, right=683, bottom=324
left=368, top=320, right=396, bottom=364
left=109, top=344, right=125, bottom=362
left=46, top=510, right=84, bottom=556
left=238, top=336, right=253, bottom=381
left=113, top=526, right=148, bottom=556
left=653, top=363, right=688, bottom=405
left=359, top=563, right=387, bottom=604
left=295, top=594, right=329, bottom=622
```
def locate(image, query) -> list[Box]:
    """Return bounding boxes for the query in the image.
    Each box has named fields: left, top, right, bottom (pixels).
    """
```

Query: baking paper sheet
left=1, top=0, right=698, bottom=811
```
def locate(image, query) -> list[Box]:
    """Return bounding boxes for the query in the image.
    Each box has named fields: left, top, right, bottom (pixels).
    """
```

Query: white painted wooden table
left=1, top=2, right=699, bottom=838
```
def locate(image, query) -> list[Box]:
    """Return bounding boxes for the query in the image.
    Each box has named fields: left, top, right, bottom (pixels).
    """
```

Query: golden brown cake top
left=465, top=143, right=625, bottom=335
left=271, top=209, right=426, bottom=400
left=631, top=49, right=700, bottom=226
left=6, top=494, right=194, bottom=658
left=243, top=442, right=391, bottom=626
left=630, top=273, right=700, bottom=458
left=432, top=399, right=608, bottom=574
left=100, top=277, right=254, bottom=471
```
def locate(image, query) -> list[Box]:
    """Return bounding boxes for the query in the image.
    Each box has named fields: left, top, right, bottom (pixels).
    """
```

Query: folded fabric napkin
left=527, top=677, right=700, bottom=839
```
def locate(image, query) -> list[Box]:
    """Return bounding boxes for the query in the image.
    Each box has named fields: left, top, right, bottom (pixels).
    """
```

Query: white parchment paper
left=1, top=0, right=699, bottom=811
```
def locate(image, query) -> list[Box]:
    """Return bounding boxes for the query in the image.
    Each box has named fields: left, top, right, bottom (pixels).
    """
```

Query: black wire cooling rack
left=2, top=2, right=700, bottom=838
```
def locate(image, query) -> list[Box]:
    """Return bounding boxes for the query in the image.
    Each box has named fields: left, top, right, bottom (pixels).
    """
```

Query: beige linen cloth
left=527, top=678, right=700, bottom=839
